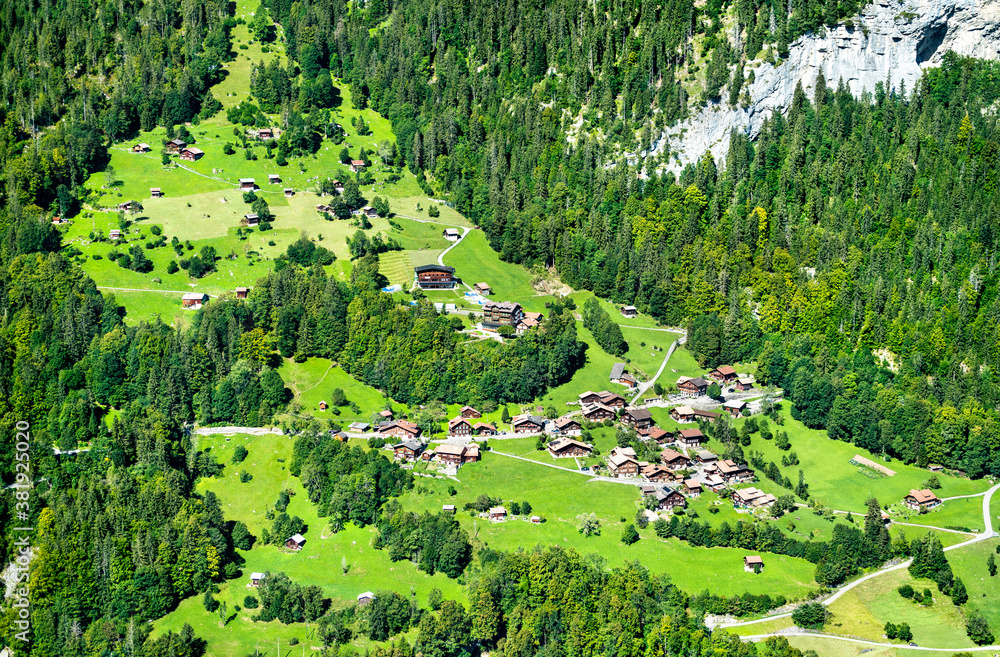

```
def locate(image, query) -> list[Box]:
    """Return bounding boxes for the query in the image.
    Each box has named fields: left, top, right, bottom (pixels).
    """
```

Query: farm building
left=244, top=213, right=259, bottom=226
left=239, top=178, right=256, bottom=191
left=464, top=444, right=480, bottom=463
left=179, top=147, right=203, bottom=161
left=350, top=159, right=366, bottom=171
left=511, top=415, right=546, bottom=433
left=620, top=305, right=637, bottom=318
left=676, top=376, right=709, bottom=397
left=515, top=316, right=539, bottom=335
left=448, top=417, right=473, bottom=436
left=132, top=143, right=151, bottom=153
left=357, top=592, right=374, bottom=606
left=318, top=401, right=328, bottom=411
left=392, top=438, right=424, bottom=461
left=249, top=572, right=266, bottom=587
left=609, top=363, right=638, bottom=388
left=715, top=460, right=755, bottom=483
left=474, top=282, right=492, bottom=295
left=363, top=206, right=378, bottom=218
left=443, top=504, right=456, bottom=513
left=284, top=188, right=295, bottom=198
left=118, top=201, right=141, bottom=212
left=621, top=407, right=653, bottom=429
left=460, top=405, right=482, bottom=419
left=704, top=474, right=726, bottom=491
left=443, top=228, right=461, bottom=241
left=654, top=487, right=686, bottom=511
left=709, top=365, right=738, bottom=383
left=581, top=403, right=616, bottom=422
left=482, top=301, right=524, bottom=330
left=348, top=422, right=370, bottom=432
left=489, top=506, right=507, bottom=521
left=109, top=229, right=122, bottom=240
left=165, top=139, right=186, bottom=153
left=547, top=437, right=592, bottom=458
left=723, top=400, right=747, bottom=417
left=235, top=287, right=250, bottom=299
left=414, top=264, right=457, bottom=289
left=473, top=422, right=496, bottom=436
left=531, top=515, right=542, bottom=524
left=695, top=449, right=717, bottom=463
left=553, top=416, right=583, bottom=434
left=285, top=534, right=306, bottom=551
left=677, top=428, right=706, bottom=448
left=269, top=174, right=281, bottom=184
left=150, top=187, right=163, bottom=198
left=692, top=409, right=721, bottom=423
left=744, top=556, right=764, bottom=573
left=736, top=377, right=755, bottom=391
left=255, top=128, right=275, bottom=140
left=904, top=489, right=942, bottom=510
left=181, top=293, right=209, bottom=309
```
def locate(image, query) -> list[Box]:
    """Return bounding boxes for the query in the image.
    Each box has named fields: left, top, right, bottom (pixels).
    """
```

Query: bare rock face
left=653, top=0, right=1000, bottom=171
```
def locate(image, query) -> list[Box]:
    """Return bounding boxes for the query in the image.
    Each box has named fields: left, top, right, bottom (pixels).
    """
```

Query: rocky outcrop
left=652, top=0, right=1000, bottom=170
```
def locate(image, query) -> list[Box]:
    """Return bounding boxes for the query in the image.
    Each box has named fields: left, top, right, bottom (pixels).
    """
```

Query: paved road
left=630, top=332, right=686, bottom=405
left=491, top=450, right=646, bottom=486
left=740, top=630, right=1000, bottom=652
left=437, top=226, right=471, bottom=266
left=98, top=286, right=216, bottom=296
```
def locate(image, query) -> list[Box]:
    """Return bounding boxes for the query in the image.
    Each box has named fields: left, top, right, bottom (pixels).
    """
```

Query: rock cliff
left=652, top=0, right=1000, bottom=171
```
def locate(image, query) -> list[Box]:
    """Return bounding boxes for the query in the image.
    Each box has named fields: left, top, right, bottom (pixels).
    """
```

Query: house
left=694, top=449, right=717, bottom=463
left=414, top=264, right=457, bottom=289
left=744, top=556, right=764, bottom=574
left=363, top=206, right=378, bottom=219
left=235, top=287, right=250, bottom=299
left=642, top=427, right=672, bottom=444
left=285, top=534, right=306, bottom=551
left=249, top=572, right=266, bottom=587
left=257, top=128, right=274, bottom=140
left=531, top=515, right=542, bottom=524
left=904, top=489, right=942, bottom=510
left=421, top=449, right=436, bottom=461
left=654, top=487, right=686, bottom=511
left=316, top=203, right=332, bottom=213
left=524, top=311, right=544, bottom=323
left=732, top=487, right=777, bottom=508
left=132, top=143, right=151, bottom=153
left=436, top=443, right=468, bottom=465
left=608, top=451, right=639, bottom=477
left=379, top=409, right=394, bottom=420
left=393, top=438, right=424, bottom=461
left=489, top=506, right=507, bottom=521
left=456, top=405, right=481, bottom=419
left=333, top=180, right=345, bottom=194
left=348, top=422, right=370, bottom=432
left=693, top=409, right=721, bottom=423
left=676, top=376, right=709, bottom=397
left=244, top=213, right=260, bottom=226
left=474, top=282, right=492, bottom=295
left=181, top=293, right=209, bottom=309
left=736, top=377, right=755, bottom=391
left=671, top=405, right=696, bottom=422
left=678, top=428, right=705, bottom=448
left=723, top=400, right=747, bottom=417
left=473, top=422, right=497, bottom=436
left=660, top=449, right=691, bottom=471
left=547, top=437, right=592, bottom=458
left=150, top=187, right=163, bottom=198
left=579, top=391, right=603, bottom=405
left=379, top=420, right=422, bottom=440
left=357, top=592, right=375, bottom=607
left=609, top=363, right=638, bottom=388
left=683, top=479, right=702, bottom=497
left=284, top=188, right=295, bottom=198
left=443, top=504, right=456, bottom=513
left=165, top=139, right=186, bottom=153
left=598, top=391, right=627, bottom=409
left=350, top=159, right=366, bottom=172
left=640, top=484, right=658, bottom=497
left=464, top=444, right=480, bottom=463
left=621, top=407, right=654, bottom=429
left=704, top=474, right=726, bottom=491
left=640, top=463, right=674, bottom=482
left=620, top=305, right=637, bottom=318
left=269, top=174, right=281, bottom=184
left=109, top=229, right=122, bottom=240
left=717, top=460, right=755, bottom=483
left=118, top=201, right=141, bottom=212
left=239, top=178, right=256, bottom=191
left=511, top=415, right=546, bottom=433
left=482, top=301, right=524, bottom=330
left=581, top=403, right=616, bottom=422
left=515, top=316, right=539, bottom=335
left=332, top=431, right=349, bottom=441
left=179, top=147, right=204, bottom=161
left=443, top=228, right=461, bottom=241
left=553, top=416, right=583, bottom=434
left=709, top=365, right=738, bottom=383
left=318, top=401, right=328, bottom=411
left=448, top=417, right=474, bottom=436
left=51, top=216, right=67, bottom=225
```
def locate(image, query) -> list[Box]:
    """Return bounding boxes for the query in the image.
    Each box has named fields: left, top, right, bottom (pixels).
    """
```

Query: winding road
left=629, top=332, right=686, bottom=405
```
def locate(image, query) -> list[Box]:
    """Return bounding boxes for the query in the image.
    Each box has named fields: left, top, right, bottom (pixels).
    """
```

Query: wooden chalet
left=435, top=443, right=468, bottom=465
left=641, top=427, right=672, bottom=443
left=392, top=438, right=424, bottom=461
left=547, top=437, right=592, bottom=458
left=904, top=489, right=942, bottom=510
left=443, top=228, right=461, bottom=241
left=678, top=428, right=705, bottom=448
left=109, top=229, right=122, bottom=240
left=717, top=459, right=754, bottom=482
left=285, top=534, right=306, bottom=551
left=736, top=377, right=755, bottom=391
left=671, top=405, right=696, bottom=422
left=607, top=446, right=639, bottom=477
left=464, top=444, right=480, bottom=463
left=379, top=420, right=422, bottom=440
left=235, top=287, right=250, bottom=299
left=473, top=422, right=497, bottom=436
left=709, top=365, right=738, bottom=383
left=723, top=400, right=747, bottom=417
left=249, top=572, right=265, bottom=587
left=515, top=316, right=539, bottom=335
left=488, top=506, right=507, bottom=521
left=448, top=417, right=474, bottom=437
left=620, top=305, right=637, bottom=318
left=318, top=401, right=328, bottom=411
left=482, top=301, right=524, bottom=330
left=704, top=474, right=726, bottom=491
left=268, top=174, right=282, bottom=184
left=581, top=403, right=615, bottom=422
left=654, top=487, right=686, bottom=511
left=414, top=264, right=457, bottom=289
left=239, top=178, right=256, bottom=191
left=693, top=408, right=721, bottom=423
left=421, top=449, right=436, bottom=461
left=165, top=139, right=186, bottom=153
left=179, top=147, right=203, bottom=161
left=474, top=282, right=492, bottom=295
left=150, top=187, right=163, bottom=198
left=348, top=422, right=370, bottom=433
left=640, top=463, right=673, bottom=482
left=460, top=405, right=482, bottom=419
left=621, top=407, right=654, bottom=429
left=511, top=415, right=546, bottom=433
left=256, top=128, right=274, bottom=140
left=363, top=205, right=378, bottom=218
left=443, top=504, right=456, bottom=513
left=744, top=556, right=764, bottom=573
left=379, top=409, right=394, bottom=420
left=357, top=592, right=375, bottom=606
left=660, top=448, right=691, bottom=471
left=693, top=449, right=717, bottom=463
left=598, top=391, right=627, bottom=409
left=683, top=479, right=702, bottom=497
left=132, top=143, right=151, bottom=153
left=333, top=180, right=345, bottom=194
left=350, top=159, right=366, bottom=172
left=553, top=416, right=583, bottom=434
left=609, top=363, right=638, bottom=388
left=732, top=487, right=777, bottom=508
left=244, top=213, right=260, bottom=226
left=181, top=293, right=209, bottom=309
left=579, top=391, right=604, bottom=405
left=676, top=376, right=709, bottom=397
left=284, top=188, right=295, bottom=198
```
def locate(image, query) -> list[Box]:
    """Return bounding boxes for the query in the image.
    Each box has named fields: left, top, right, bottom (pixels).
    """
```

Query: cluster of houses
left=675, top=365, right=755, bottom=398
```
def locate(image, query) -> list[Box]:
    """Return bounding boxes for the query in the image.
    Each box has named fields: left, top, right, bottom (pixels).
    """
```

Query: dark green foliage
left=950, top=577, right=968, bottom=605
left=897, top=584, right=914, bottom=599
left=909, top=533, right=953, bottom=591
left=203, top=591, right=220, bottom=613
left=362, top=590, right=413, bottom=641
left=374, top=504, right=472, bottom=577
left=582, top=298, right=626, bottom=356
left=232, top=521, right=255, bottom=550
left=232, top=445, right=249, bottom=463
left=244, top=595, right=259, bottom=609
left=620, top=523, right=640, bottom=544
left=240, top=470, right=253, bottom=483
left=966, top=611, right=995, bottom=645
left=254, top=572, right=328, bottom=624
left=790, top=603, right=827, bottom=629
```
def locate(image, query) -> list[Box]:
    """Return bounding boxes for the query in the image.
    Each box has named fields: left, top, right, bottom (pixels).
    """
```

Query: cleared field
left=890, top=496, right=986, bottom=533
left=443, top=230, right=543, bottom=307
left=278, top=358, right=398, bottom=422
left=532, top=327, right=627, bottom=410
left=377, top=251, right=412, bottom=287
left=97, top=289, right=197, bottom=327
left=947, top=537, right=1000, bottom=629
left=784, top=636, right=915, bottom=657
left=725, top=616, right=794, bottom=636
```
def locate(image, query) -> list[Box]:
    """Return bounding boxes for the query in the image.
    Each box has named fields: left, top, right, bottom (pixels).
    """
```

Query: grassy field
left=947, top=537, right=1000, bottom=629
left=443, top=230, right=542, bottom=305
left=725, top=616, right=794, bottom=636
left=277, top=358, right=399, bottom=423
left=531, top=327, right=632, bottom=410
left=784, top=635, right=929, bottom=657
left=889, top=496, right=986, bottom=533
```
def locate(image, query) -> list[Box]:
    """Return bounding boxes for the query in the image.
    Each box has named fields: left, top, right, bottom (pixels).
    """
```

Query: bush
left=897, top=584, right=914, bottom=599
left=232, top=445, right=249, bottom=463
left=967, top=611, right=994, bottom=645
left=240, top=470, right=253, bottom=483
left=244, top=595, right=259, bottom=609
left=203, top=591, right=219, bottom=612
left=150, top=225, right=162, bottom=235
left=791, top=603, right=827, bottom=629
left=427, top=204, right=440, bottom=217
left=620, top=523, right=639, bottom=545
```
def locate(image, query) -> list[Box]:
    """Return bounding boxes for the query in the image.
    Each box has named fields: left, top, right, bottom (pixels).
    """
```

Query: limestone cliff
left=652, top=0, right=1000, bottom=171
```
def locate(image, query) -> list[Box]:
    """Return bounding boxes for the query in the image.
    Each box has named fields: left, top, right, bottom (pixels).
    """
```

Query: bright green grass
left=724, top=616, right=794, bottom=636
left=784, top=636, right=910, bottom=657
left=891, top=525, right=974, bottom=548
left=442, top=230, right=542, bottom=307
left=888, top=496, right=985, bottom=533
left=400, top=453, right=819, bottom=598
left=278, top=358, right=397, bottom=422
left=95, top=289, right=196, bottom=326
left=704, top=406, right=990, bottom=514
left=378, top=252, right=412, bottom=287
left=947, top=537, right=1000, bottom=629
left=620, top=327, right=679, bottom=380
left=991, top=489, right=1000, bottom=529
left=659, top=344, right=705, bottom=381
left=532, top=327, right=625, bottom=409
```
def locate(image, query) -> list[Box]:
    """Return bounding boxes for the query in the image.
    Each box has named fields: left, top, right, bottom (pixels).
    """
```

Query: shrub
left=427, top=204, right=440, bottom=217
left=897, top=584, right=914, bottom=599
left=150, top=225, right=162, bottom=235
left=791, top=603, right=827, bottom=629
left=620, top=523, right=639, bottom=545
left=240, top=471, right=253, bottom=483
left=244, top=595, right=259, bottom=609
left=232, top=445, right=249, bottom=463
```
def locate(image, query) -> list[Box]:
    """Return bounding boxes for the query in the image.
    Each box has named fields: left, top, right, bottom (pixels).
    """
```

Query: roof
left=235, top=287, right=250, bottom=293
left=414, top=264, right=455, bottom=273
left=460, top=405, right=479, bottom=414
left=489, top=506, right=506, bottom=514
left=696, top=449, right=716, bottom=460
left=443, top=228, right=460, bottom=235
left=610, top=363, right=626, bottom=379
left=723, top=400, right=747, bottom=409
left=599, top=391, right=626, bottom=403
left=169, top=139, right=186, bottom=145
left=150, top=187, right=161, bottom=192
left=626, top=408, right=652, bottom=421
left=738, top=377, right=755, bottom=385
left=718, top=460, right=750, bottom=474
left=661, top=448, right=688, bottom=463
left=182, top=147, right=204, bottom=155
left=693, top=409, right=721, bottom=419
left=513, top=414, right=546, bottom=427
left=581, top=402, right=614, bottom=416
left=239, top=178, right=255, bottom=183
left=436, top=443, right=466, bottom=456
left=475, top=282, right=491, bottom=289
left=645, top=427, right=671, bottom=440
left=548, top=437, right=591, bottom=452
left=745, top=555, right=764, bottom=564
left=908, top=489, right=940, bottom=503
left=250, top=572, right=265, bottom=579
left=289, top=533, right=306, bottom=544
left=684, top=478, right=702, bottom=489
left=483, top=300, right=523, bottom=313
left=348, top=422, right=370, bottom=431
left=673, top=405, right=694, bottom=416
left=608, top=453, right=638, bottom=468
left=181, top=293, right=208, bottom=300
left=358, top=591, right=374, bottom=600
left=269, top=173, right=281, bottom=179
left=448, top=417, right=472, bottom=428
left=554, top=416, right=582, bottom=430
left=393, top=438, right=423, bottom=452
left=473, top=422, right=496, bottom=431
left=655, top=487, right=683, bottom=501
left=284, top=187, right=294, bottom=192
left=379, top=409, right=393, bottom=417
left=244, top=213, right=259, bottom=219
left=351, top=159, right=365, bottom=165
left=714, top=365, right=737, bottom=376
left=622, top=305, right=637, bottom=311
left=443, top=504, right=456, bottom=510
left=679, top=428, right=705, bottom=440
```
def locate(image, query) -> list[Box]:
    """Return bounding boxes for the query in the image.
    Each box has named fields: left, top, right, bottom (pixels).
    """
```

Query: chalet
left=132, top=143, right=151, bottom=153
left=524, top=311, right=544, bottom=323
left=448, top=417, right=474, bottom=436
left=363, top=206, right=378, bottom=219
left=489, top=506, right=507, bottom=521
left=436, top=443, right=468, bottom=465
left=654, top=487, right=686, bottom=511
left=607, top=451, right=639, bottom=477
left=736, top=377, right=755, bottom=391
left=640, top=463, right=673, bottom=482
left=904, top=489, right=942, bottom=510
left=357, top=592, right=375, bottom=607
left=531, top=515, right=542, bottom=524
left=671, top=405, right=696, bottom=422
left=693, top=409, right=721, bottom=423
left=474, top=282, right=492, bottom=295
left=621, top=407, right=654, bottom=429
left=928, top=464, right=944, bottom=473
left=620, top=305, right=638, bottom=318
left=235, top=287, right=250, bottom=299
left=118, top=201, right=141, bottom=212
left=332, top=431, right=349, bottom=441
left=640, top=484, right=658, bottom=497
left=744, top=556, right=764, bottom=574
left=717, top=460, right=755, bottom=483
left=51, top=216, right=67, bottom=225
left=165, top=139, right=186, bottom=153
left=609, top=363, right=638, bottom=388
left=598, top=391, right=627, bottom=409
left=548, top=437, right=592, bottom=458
left=239, top=178, right=256, bottom=191
left=392, top=438, right=424, bottom=461
left=414, top=264, right=457, bottom=289
left=286, top=534, right=306, bottom=551
left=319, top=401, right=328, bottom=411
left=316, top=204, right=332, bottom=213
left=732, top=487, right=777, bottom=509
left=473, top=422, right=497, bottom=436
left=660, top=449, right=690, bottom=471
left=249, top=572, right=266, bottom=587
left=581, top=403, right=616, bottom=422
left=443, top=228, right=461, bottom=241
left=256, top=128, right=274, bottom=140
left=333, top=180, right=345, bottom=194
left=579, top=391, right=603, bottom=405
left=421, top=449, right=436, bottom=461
left=179, top=147, right=203, bottom=161
left=379, top=420, right=422, bottom=440
left=511, top=415, right=546, bottom=433
left=109, top=229, right=122, bottom=240
left=464, top=444, right=480, bottom=463
left=694, top=449, right=717, bottom=463
left=642, top=427, right=672, bottom=443
left=482, top=301, right=524, bottom=330
left=515, top=316, right=539, bottom=335
left=709, top=365, right=738, bottom=383
left=348, top=422, right=370, bottom=432
left=704, top=474, right=726, bottom=491
left=676, top=376, right=709, bottom=397
left=150, top=187, right=163, bottom=198
left=683, top=479, right=702, bottom=497
left=269, top=174, right=281, bottom=184
left=284, top=188, right=295, bottom=198
left=678, top=428, right=706, bottom=448
left=181, top=293, right=209, bottom=309
left=244, top=213, right=260, bottom=226
left=379, top=409, right=394, bottom=420
left=553, top=416, right=583, bottom=434
left=460, top=405, right=482, bottom=419
left=723, top=400, right=747, bottom=417
left=349, top=159, right=365, bottom=171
